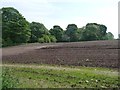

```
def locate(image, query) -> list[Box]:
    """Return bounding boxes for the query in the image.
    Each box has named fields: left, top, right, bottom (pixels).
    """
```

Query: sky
left=0, top=0, right=119, bottom=38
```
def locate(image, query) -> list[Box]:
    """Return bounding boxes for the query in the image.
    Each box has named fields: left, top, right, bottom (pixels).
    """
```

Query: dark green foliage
left=118, top=35, right=120, bottom=40
left=2, top=7, right=31, bottom=47
left=104, top=32, right=114, bottom=40
left=65, top=24, right=79, bottom=42
left=99, top=24, right=107, bottom=39
left=2, top=37, right=13, bottom=47
left=29, top=22, right=50, bottom=43
left=81, top=29, right=98, bottom=41
left=77, top=28, right=84, bottom=41
left=2, top=67, right=19, bottom=89
left=80, top=23, right=108, bottom=41
left=62, top=34, right=70, bottom=42
left=1, top=7, right=115, bottom=47
left=49, top=25, right=63, bottom=42
left=0, top=9, right=2, bottom=48
left=0, top=38, right=2, bottom=48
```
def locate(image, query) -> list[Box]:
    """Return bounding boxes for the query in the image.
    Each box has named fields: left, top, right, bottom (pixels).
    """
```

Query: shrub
left=49, top=35, right=57, bottom=43
left=2, top=38, right=13, bottom=47
left=38, top=37, right=44, bottom=43
left=38, top=35, right=52, bottom=43
left=43, top=35, right=51, bottom=43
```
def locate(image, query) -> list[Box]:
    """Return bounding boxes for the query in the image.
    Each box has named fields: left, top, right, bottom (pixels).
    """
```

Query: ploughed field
left=2, top=40, right=119, bottom=68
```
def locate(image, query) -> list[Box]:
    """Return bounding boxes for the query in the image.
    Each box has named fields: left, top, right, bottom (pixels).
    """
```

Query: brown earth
left=2, top=40, right=119, bottom=68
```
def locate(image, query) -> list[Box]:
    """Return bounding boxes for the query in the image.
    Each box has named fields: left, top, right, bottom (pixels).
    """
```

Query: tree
left=0, top=9, right=2, bottom=47
left=118, top=34, right=120, bottom=39
left=81, top=23, right=99, bottom=41
left=2, top=7, right=31, bottom=46
left=49, top=25, right=63, bottom=42
left=49, top=35, right=57, bottom=42
left=38, top=34, right=56, bottom=43
left=81, top=23, right=107, bottom=41
left=104, top=32, right=114, bottom=40
left=38, top=35, right=50, bottom=43
left=77, top=27, right=84, bottom=41
left=29, top=22, right=50, bottom=43
left=62, top=34, right=70, bottom=42
left=81, top=29, right=98, bottom=41
left=65, top=24, right=79, bottom=42
left=99, top=24, right=107, bottom=39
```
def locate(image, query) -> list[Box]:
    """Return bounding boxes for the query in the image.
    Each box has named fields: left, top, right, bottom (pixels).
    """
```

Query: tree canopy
left=65, top=24, right=79, bottom=42
left=104, top=32, right=114, bottom=40
left=1, top=7, right=115, bottom=47
left=49, top=25, right=63, bottom=42
left=2, top=7, right=31, bottom=46
left=29, top=22, right=50, bottom=43
left=80, top=23, right=107, bottom=41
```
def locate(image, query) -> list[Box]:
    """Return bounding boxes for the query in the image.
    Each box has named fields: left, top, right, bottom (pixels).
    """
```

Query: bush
left=2, top=38, right=13, bottom=47
left=38, top=37, right=44, bottom=43
left=35, top=35, right=57, bottom=43
left=49, top=35, right=57, bottom=43
left=43, top=35, right=51, bottom=43
left=38, top=35, right=52, bottom=43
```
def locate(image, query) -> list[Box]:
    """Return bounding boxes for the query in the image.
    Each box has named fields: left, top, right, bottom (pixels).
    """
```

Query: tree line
left=1, top=7, right=114, bottom=47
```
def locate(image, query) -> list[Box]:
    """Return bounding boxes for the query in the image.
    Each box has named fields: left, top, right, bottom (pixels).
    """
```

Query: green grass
left=1, top=64, right=119, bottom=88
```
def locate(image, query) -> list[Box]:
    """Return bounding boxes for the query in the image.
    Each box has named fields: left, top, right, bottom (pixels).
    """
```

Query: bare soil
left=2, top=40, right=119, bottom=68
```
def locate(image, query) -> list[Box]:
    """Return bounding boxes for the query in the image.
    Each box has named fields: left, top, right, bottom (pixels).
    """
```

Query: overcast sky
left=0, top=0, right=119, bottom=38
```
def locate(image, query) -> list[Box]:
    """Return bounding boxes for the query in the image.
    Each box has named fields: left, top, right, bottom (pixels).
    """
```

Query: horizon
left=0, top=0, right=119, bottom=38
